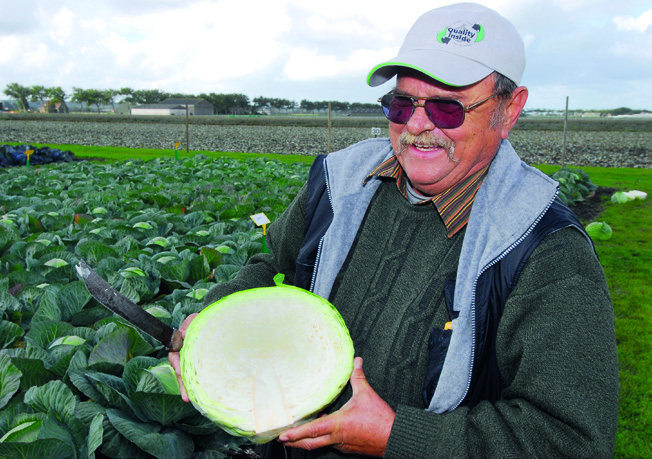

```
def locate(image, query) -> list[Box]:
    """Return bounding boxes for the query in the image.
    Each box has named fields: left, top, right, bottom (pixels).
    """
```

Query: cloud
left=94, top=0, right=293, bottom=87
left=613, top=9, right=652, bottom=32
left=282, top=47, right=397, bottom=81
left=0, top=0, right=650, bottom=109
left=609, top=10, right=652, bottom=64
left=49, top=6, right=75, bottom=45
left=80, top=19, right=108, bottom=33
left=23, top=42, right=51, bottom=68
left=99, top=32, right=141, bottom=68
left=0, top=36, right=20, bottom=64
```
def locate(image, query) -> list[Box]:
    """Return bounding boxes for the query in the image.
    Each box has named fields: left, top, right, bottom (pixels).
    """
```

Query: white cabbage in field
left=180, top=276, right=354, bottom=444
left=611, top=190, right=647, bottom=204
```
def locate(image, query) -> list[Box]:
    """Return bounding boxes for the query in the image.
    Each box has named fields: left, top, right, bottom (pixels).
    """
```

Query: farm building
left=39, top=100, right=70, bottom=114
left=131, top=98, right=214, bottom=116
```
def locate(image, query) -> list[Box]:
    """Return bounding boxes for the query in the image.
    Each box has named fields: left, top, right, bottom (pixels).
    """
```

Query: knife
left=75, top=260, right=184, bottom=351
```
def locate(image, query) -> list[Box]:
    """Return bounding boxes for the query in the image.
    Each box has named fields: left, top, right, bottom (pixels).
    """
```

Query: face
left=388, top=73, right=516, bottom=196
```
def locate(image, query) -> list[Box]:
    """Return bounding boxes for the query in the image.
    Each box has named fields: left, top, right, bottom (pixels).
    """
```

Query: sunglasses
left=378, top=91, right=499, bottom=129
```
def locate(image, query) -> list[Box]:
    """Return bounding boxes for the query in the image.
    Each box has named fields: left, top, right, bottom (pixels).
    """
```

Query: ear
left=500, top=86, right=528, bottom=139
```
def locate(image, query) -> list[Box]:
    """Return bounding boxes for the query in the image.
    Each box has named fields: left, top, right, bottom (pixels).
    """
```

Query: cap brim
left=367, top=49, right=494, bottom=88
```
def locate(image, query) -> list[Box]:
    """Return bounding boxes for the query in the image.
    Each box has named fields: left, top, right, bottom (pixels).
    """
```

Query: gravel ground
left=1, top=119, right=649, bottom=168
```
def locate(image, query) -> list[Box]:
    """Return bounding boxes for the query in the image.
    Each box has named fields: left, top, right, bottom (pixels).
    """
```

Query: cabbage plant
left=181, top=274, right=354, bottom=444
left=586, top=221, right=613, bottom=241
left=551, top=167, right=597, bottom=206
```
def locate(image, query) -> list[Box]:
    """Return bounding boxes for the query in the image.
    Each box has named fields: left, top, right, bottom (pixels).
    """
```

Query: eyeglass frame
left=377, top=91, right=501, bottom=129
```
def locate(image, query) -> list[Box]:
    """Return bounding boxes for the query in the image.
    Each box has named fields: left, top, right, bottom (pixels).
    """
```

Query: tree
left=103, top=89, right=120, bottom=112
left=168, top=92, right=194, bottom=99
left=130, top=89, right=170, bottom=105
left=253, top=97, right=295, bottom=114
left=119, top=87, right=135, bottom=104
left=47, top=86, right=67, bottom=104
left=201, top=92, right=250, bottom=115
left=29, top=85, right=49, bottom=110
left=350, top=102, right=379, bottom=111
left=4, top=83, right=31, bottom=111
left=71, top=87, right=83, bottom=111
left=226, top=93, right=251, bottom=114
left=199, top=93, right=220, bottom=112
left=252, top=96, right=271, bottom=112
left=270, top=98, right=296, bottom=113
left=300, top=99, right=315, bottom=112
left=71, top=87, right=109, bottom=112
left=610, top=107, right=636, bottom=116
left=329, top=100, right=350, bottom=111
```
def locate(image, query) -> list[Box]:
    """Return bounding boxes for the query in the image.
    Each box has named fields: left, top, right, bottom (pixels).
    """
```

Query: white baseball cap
left=367, top=2, right=525, bottom=87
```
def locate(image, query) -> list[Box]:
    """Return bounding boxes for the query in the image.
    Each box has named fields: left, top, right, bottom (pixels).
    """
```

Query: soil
left=228, top=447, right=263, bottom=459
left=569, top=187, right=615, bottom=223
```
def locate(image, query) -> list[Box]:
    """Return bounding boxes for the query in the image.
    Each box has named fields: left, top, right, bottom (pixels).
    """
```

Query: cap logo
left=437, top=21, right=484, bottom=46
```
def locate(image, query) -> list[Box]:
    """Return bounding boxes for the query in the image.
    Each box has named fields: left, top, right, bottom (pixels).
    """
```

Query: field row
left=1, top=119, right=650, bottom=168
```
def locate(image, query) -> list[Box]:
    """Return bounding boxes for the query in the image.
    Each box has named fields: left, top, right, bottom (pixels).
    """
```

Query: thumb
left=179, top=313, right=198, bottom=338
left=350, top=357, right=370, bottom=395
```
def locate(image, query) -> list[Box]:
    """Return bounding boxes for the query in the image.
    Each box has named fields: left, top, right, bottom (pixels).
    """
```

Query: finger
left=168, top=351, right=189, bottom=402
left=168, top=351, right=180, bottom=374
left=279, top=416, right=335, bottom=443
left=281, top=436, right=334, bottom=451
left=170, top=313, right=197, bottom=403
left=178, top=379, right=189, bottom=403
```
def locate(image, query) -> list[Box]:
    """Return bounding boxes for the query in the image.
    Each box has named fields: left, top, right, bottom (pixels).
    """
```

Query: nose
left=406, top=103, right=436, bottom=135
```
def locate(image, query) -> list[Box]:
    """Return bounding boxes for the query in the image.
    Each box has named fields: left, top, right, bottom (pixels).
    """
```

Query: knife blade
left=75, top=260, right=184, bottom=351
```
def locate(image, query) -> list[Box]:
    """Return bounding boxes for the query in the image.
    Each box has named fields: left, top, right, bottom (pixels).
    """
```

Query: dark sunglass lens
left=384, top=95, right=413, bottom=124
left=425, top=99, right=464, bottom=129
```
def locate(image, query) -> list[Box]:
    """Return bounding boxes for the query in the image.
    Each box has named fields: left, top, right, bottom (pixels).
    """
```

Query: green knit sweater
left=203, top=181, right=619, bottom=459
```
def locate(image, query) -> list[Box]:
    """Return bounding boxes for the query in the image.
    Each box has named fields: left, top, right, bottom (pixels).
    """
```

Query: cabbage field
left=0, top=156, right=308, bottom=458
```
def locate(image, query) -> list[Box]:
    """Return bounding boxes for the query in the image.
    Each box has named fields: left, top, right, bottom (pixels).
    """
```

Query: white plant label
left=250, top=213, right=271, bottom=227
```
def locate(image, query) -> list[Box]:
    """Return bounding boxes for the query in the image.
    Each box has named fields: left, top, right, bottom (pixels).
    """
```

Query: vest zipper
left=451, top=189, right=559, bottom=411
left=309, top=161, right=334, bottom=293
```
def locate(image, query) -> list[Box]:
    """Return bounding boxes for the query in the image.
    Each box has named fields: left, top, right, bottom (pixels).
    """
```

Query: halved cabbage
left=180, top=275, right=354, bottom=444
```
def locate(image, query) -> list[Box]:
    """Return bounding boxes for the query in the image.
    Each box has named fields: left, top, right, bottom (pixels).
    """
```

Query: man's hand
left=168, top=313, right=198, bottom=402
left=278, top=357, right=395, bottom=457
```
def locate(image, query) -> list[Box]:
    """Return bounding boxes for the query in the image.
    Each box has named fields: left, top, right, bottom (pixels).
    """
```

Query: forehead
left=395, top=70, right=493, bottom=100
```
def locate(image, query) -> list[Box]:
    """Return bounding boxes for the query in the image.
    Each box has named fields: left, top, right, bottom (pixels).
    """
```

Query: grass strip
left=541, top=165, right=651, bottom=459
left=3, top=142, right=317, bottom=165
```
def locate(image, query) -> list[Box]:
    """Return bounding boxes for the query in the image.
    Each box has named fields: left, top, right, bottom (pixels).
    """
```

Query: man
left=170, top=3, right=619, bottom=458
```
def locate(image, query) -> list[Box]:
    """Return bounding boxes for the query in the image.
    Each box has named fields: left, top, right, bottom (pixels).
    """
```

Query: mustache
left=398, top=132, right=458, bottom=162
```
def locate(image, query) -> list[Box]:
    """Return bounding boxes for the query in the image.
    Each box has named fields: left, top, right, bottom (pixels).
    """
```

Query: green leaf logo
left=437, top=27, right=448, bottom=44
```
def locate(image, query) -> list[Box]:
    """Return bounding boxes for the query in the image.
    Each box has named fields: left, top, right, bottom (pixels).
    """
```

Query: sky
left=0, top=0, right=650, bottom=110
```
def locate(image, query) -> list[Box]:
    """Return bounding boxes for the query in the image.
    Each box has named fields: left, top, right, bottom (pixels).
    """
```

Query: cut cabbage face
left=180, top=277, right=354, bottom=444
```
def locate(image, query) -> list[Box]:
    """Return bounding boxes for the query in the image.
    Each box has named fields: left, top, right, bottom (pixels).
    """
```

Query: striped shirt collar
left=364, top=156, right=489, bottom=237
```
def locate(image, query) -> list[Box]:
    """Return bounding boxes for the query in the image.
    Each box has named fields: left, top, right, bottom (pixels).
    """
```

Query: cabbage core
left=180, top=275, right=354, bottom=443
